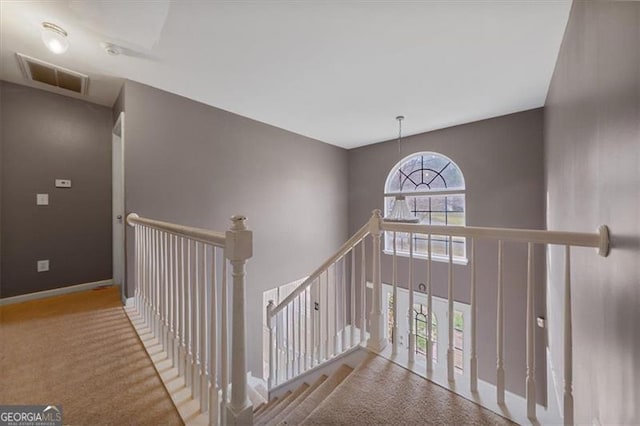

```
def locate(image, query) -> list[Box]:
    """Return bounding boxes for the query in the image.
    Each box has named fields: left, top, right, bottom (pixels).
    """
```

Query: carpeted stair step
left=267, top=374, right=328, bottom=425
left=299, top=354, right=515, bottom=425
left=255, top=382, right=309, bottom=425
left=256, top=391, right=290, bottom=417
left=276, top=364, right=354, bottom=425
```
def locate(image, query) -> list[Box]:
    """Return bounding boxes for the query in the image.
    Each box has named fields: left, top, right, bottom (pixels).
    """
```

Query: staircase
left=254, top=354, right=514, bottom=425
left=254, top=364, right=352, bottom=425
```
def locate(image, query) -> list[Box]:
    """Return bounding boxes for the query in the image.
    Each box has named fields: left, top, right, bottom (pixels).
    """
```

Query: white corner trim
left=0, top=279, right=114, bottom=306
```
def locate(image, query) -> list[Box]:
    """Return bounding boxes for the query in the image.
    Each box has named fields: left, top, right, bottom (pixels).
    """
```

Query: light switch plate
left=36, top=193, right=49, bottom=205
left=37, top=260, right=49, bottom=272
left=55, top=179, right=71, bottom=188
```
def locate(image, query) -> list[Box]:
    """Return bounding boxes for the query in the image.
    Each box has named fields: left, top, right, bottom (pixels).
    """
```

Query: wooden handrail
left=269, top=222, right=371, bottom=317
left=127, top=213, right=226, bottom=247
left=381, top=221, right=610, bottom=255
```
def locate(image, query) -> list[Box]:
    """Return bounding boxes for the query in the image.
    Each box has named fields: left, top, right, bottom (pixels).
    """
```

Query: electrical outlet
left=36, top=193, right=49, bottom=205
left=37, top=260, right=49, bottom=272
left=537, top=317, right=545, bottom=328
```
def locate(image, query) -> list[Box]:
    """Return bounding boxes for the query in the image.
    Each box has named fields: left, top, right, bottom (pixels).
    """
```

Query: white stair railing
left=267, top=209, right=610, bottom=426
left=266, top=219, right=373, bottom=388
left=126, top=213, right=253, bottom=426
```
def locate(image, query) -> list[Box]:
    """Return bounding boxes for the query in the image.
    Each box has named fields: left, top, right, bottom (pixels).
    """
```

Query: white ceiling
left=0, top=1, right=571, bottom=148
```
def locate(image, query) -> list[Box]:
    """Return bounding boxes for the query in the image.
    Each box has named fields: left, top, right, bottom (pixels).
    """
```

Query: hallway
left=0, top=286, right=182, bottom=425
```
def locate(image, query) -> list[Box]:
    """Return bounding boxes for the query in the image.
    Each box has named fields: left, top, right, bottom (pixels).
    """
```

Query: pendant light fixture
left=384, top=115, right=419, bottom=223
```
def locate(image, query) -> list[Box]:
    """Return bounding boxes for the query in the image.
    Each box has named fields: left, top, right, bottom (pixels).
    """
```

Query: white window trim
left=384, top=151, right=468, bottom=265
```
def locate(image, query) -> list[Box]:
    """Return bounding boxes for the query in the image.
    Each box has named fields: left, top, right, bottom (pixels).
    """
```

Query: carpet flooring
left=300, top=354, right=516, bottom=425
left=0, top=286, right=183, bottom=425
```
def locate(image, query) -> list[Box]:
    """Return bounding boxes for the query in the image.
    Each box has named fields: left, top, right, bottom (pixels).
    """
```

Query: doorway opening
left=112, top=112, right=125, bottom=302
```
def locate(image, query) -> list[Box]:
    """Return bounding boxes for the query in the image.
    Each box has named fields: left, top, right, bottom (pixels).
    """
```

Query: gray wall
left=0, top=81, right=112, bottom=298
left=348, top=108, right=547, bottom=401
left=544, top=1, right=640, bottom=423
left=121, top=80, right=349, bottom=375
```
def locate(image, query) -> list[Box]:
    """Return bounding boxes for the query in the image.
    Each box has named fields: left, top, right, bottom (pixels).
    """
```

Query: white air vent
left=16, top=53, right=89, bottom=95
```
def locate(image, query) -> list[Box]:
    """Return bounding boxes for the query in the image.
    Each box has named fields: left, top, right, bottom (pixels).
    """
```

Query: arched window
left=414, top=303, right=437, bottom=362
left=384, top=152, right=466, bottom=262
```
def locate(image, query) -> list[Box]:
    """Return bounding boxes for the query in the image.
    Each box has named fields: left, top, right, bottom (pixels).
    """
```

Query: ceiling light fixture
left=41, top=22, right=69, bottom=54
left=384, top=115, right=419, bottom=223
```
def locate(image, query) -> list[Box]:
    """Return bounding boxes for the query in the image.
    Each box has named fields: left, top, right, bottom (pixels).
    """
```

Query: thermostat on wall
left=55, top=179, right=71, bottom=188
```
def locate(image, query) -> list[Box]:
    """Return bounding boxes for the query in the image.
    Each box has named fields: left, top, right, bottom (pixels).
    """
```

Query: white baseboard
left=125, top=297, right=135, bottom=307
left=0, top=279, right=114, bottom=306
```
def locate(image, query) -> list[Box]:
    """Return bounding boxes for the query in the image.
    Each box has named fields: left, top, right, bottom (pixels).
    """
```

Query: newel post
left=367, top=209, right=388, bottom=352
left=225, top=215, right=253, bottom=425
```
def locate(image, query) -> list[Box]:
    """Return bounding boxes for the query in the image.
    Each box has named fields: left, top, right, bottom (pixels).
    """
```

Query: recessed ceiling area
left=0, top=1, right=572, bottom=148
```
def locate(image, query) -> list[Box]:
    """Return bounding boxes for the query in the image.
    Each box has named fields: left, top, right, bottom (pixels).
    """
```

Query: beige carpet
left=300, top=354, right=516, bottom=425
left=0, top=286, right=183, bottom=426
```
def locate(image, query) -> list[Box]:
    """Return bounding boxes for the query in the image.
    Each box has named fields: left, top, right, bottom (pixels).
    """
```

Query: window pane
left=454, top=310, right=464, bottom=373
left=384, top=152, right=466, bottom=261
left=413, top=304, right=438, bottom=362
left=386, top=153, right=465, bottom=193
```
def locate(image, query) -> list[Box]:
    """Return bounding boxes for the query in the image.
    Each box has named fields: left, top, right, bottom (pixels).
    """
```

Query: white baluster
left=447, top=235, right=454, bottom=382
left=427, top=233, right=433, bottom=373
left=179, top=237, right=186, bottom=379
left=193, top=242, right=200, bottom=397
left=287, top=305, right=292, bottom=379
left=526, top=242, right=536, bottom=419
left=350, top=249, right=356, bottom=347
left=200, top=244, right=208, bottom=412
left=150, top=228, right=155, bottom=329
left=367, top=209, right=386, bottom=351
left=209, top=247, right=219, bottom=426
left=143, top=227, right=148, bottom=325
left=470, top=238, right=478, bottom=392
left=298, top=294, right=303, bottom=374
left=564, top=245, right=573, bottom=426
left=342, top=257, right=347, bottom=353
left=275, top=310, right=280, bottom=386
left=317, top=277, right=323, bottom=364
left=155, top=230, right=160, bottom=339
left=173, top=235, right=180, bottom=370
left=497, top=240, right=505, bottom=404
left=267, top=300, right=275, bottom=389
left=392, top=231, right=398, bottom=355
left=409, top=233, right=415, bottom=364
left=139, top=227, right=144, bottom=319
left=360, top=240, right=366, bottom=345
left=193, top=242, right=201, bottom=400
left=186, top=240, right=193, bottom=391
left=331, top=261, right=340, bottom=356
left=310, top=280, right=316, bottom=367
left=220, top=251, right=228, bottom=425
left=292, top=298, right=297, bottom=376
left=164, top=232, right=169, bottom=354
left=170, top=234, right=177, bottom=366
left=135, top=226, right=140, bottom=310
left=304, top=288, right=309, bottom=371
left=324, top=271, right=329, bottom=360
left=158, top=231, right=163, bottom=341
